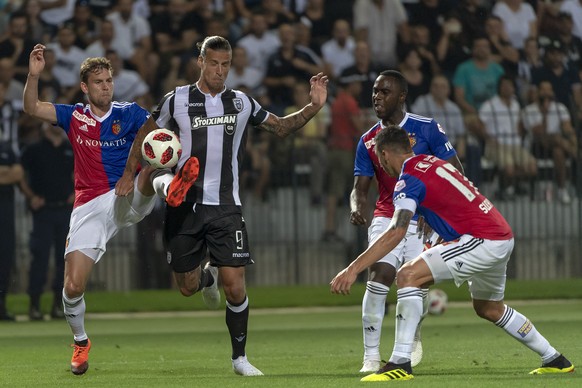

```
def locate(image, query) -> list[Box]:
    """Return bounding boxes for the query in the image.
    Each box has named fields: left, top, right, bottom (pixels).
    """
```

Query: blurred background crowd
left=1, top=0, right=581, bottom=301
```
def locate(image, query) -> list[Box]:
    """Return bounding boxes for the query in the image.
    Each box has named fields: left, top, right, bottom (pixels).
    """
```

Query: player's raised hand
left=330, top=266, right=357, bottom=295
left=309, top=72, right=329, bottom=108
left=28, top=44, right=46, bottom=76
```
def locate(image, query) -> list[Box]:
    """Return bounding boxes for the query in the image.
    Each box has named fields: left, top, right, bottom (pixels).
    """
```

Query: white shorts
left=420, top=235, right=514, bottom=301
left=369, top=217, right=423, bottom=268
left=65, top=178, right=156, bottom=263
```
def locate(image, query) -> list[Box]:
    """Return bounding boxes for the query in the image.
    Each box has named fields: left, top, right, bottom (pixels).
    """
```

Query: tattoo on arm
left=258, top=111, right=310, bottom=138
left=391, top=210, right=413, bottom=230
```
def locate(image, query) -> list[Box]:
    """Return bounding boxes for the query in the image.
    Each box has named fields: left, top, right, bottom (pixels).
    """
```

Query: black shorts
left=164, top=203, right=253, bottom=273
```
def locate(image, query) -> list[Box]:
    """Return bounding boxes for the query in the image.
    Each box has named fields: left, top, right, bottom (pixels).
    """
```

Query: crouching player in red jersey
left=331, top=125, right=574, bottom=382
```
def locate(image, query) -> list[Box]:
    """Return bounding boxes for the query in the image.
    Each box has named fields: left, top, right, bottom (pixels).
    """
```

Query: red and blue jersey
left=55, top=102, right=150, bottom=207
left=394, top=155, right=513, bottom=241
left=354, top=113, right=457, bottom=218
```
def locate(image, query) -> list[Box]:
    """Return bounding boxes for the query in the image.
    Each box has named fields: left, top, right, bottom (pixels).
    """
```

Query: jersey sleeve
left=248, top=95, right=269, bottom=126
left=129, top=102, right=151, bottom=129
left=427, top=120, right=457, bottom=160
left=152, top=91, right=174, bottom=128
left=393, top=174, right=425, bottom=213
left=353, top=137, right=374, bottom=177
left=54, top=104, right=77, bottom=134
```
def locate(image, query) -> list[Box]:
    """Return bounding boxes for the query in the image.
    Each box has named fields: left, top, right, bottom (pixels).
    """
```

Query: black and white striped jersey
left=152, top=84, right=269, bottom=206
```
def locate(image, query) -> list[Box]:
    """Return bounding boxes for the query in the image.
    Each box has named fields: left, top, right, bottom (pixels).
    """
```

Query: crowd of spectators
left=1, top=0, right=581, bottom=215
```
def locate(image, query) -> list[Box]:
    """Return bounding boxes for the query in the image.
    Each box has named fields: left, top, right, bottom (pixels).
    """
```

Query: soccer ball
left=427, top=289, right=448, bottom=315
left=141, top=128, right=182, bottom=169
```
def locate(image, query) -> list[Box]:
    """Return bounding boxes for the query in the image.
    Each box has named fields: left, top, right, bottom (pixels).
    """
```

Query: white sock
left=420, top=288, right=429, bottom=318
left=62, top=289, right=87, bottom=342
left=390, top=287, right=423, bottom=364
left=495, top=305, right=558, bottom=363
left=151, top=169, right=173, bottom=198
left=362, top=281, right=389, bottom=360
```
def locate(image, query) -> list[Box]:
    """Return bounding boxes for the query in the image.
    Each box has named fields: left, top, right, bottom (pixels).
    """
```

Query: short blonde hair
left=79, top=57, right=112, bottom=84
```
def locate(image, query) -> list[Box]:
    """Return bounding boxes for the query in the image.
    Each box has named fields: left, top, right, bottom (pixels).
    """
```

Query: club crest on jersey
left=233, top=98, right=243, bottom=112
left=112, top=121, right=121, bottom=135
left=408, top=133, right=416, bottom=147
left=414, top=161, right=432, bottom=173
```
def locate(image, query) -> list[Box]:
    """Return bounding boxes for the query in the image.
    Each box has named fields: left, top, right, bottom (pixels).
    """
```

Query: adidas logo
left=364, top=326, right=377, bottom=333
left=455, top=261, right=463, bottom=270
left=79, top=124, right=88, bottom=132
left=396, top=314, right=405, bottom=321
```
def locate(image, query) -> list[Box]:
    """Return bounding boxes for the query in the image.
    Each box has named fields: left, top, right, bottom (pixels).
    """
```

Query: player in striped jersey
left=24, top=44, right=159, bottom=375
left=352, top=70, right=464, bottom=373
left=117, top=36, right=329, bottom=376
left=332, top=126, right=574, bottom=381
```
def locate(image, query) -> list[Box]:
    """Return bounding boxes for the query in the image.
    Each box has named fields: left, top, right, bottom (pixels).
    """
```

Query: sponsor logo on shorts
left=166, top=251, right=172, bottom=264
left=232, top=252, right=250, bottom=258
left=455, top=260, right=464, bottom=270
left=517, top=320, right=532, bottom=338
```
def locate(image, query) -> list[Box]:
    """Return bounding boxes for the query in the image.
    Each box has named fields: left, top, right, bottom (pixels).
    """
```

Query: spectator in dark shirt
left=19, top=123, right=74, bottom=320
left=263, top=23, right=323, bottom=114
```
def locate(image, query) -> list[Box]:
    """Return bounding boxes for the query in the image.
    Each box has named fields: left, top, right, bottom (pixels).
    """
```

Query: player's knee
left=395, top=266, right=416, bottom=288
left=223, top=285, right=245, bottom=304
left=369, top=263, right=397, bottom=286
left=64, top=281, right=85, bottom=299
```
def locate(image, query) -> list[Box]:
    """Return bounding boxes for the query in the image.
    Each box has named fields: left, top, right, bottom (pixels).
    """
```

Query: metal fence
left=9, top=108, right=582, bottom=293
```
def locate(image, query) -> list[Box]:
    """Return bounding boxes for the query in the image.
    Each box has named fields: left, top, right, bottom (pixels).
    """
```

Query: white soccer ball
left=427, top=289, right=448, bottom=315
left=141, top=128, right=182, bottom=169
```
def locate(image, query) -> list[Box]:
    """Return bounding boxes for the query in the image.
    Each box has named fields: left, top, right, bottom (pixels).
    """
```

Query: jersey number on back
left=435, top=164, right=479, bottom=202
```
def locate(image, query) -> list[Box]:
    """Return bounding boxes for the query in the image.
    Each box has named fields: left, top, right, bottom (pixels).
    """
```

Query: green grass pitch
left=0, top=299, right=580, bottom=387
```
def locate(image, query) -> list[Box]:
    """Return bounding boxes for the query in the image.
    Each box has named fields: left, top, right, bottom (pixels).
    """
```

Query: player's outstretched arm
left=258, top=72, right=328, bottom=138
left=331, top=209, right=412, bottom=295
left=115, top=117, right=158, bottom=196
left=23, top=44, right=57, bottom=123
left=350, top=176, right=372, bottom=225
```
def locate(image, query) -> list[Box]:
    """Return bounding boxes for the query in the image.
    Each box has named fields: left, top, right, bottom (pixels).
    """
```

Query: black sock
left=198, top=268, right=211, bottom=291
left=75, top=339, right=88, bottom=347
left=226, top=296, right=249, bottom=359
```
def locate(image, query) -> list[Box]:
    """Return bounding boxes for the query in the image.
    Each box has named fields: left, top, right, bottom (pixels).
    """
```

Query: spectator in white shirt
left=479, top=75, right=537, bottom=198
left=236, top=12, right=280, bottom=77
left=46, top=23, right=85, bottom=102
left=106, top=0, right=154, bottom=83
left=105, top=49, right=151, bottom=107
left=321, top=19, right=355, bottom=80
left=521, top=80, right=577, bottom=203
